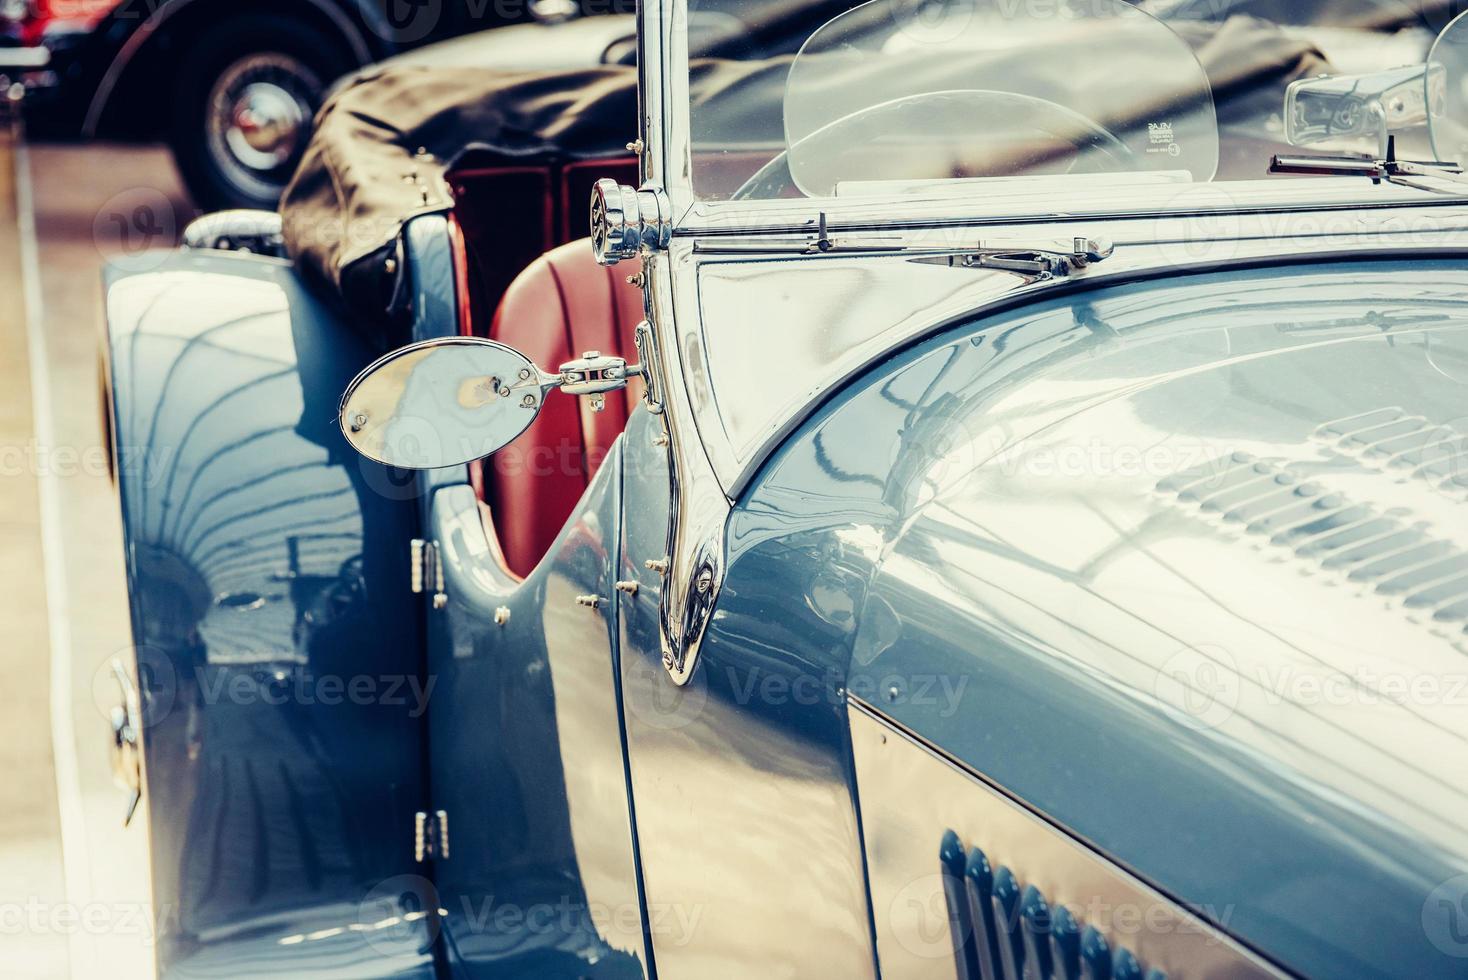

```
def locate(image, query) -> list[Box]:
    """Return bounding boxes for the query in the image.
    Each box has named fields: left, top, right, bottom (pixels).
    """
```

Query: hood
left=736, top=257, right=1468, bottom=979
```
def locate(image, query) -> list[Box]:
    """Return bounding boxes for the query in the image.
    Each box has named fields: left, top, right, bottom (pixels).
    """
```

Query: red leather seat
left=486, top=238, right=643, bottom=578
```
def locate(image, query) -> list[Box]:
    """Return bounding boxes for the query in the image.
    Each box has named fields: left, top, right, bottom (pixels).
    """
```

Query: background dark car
left=1, top=0, right=630, bottom=209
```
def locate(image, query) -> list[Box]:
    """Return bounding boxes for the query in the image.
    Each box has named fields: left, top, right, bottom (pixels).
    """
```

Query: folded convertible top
left=281, top=16, right=1326, bottom=328
left=281, top=64, right=643, bottom=323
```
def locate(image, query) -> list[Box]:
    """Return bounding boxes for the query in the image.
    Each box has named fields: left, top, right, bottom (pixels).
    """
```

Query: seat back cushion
left=487, top=238, right=643, bottom=578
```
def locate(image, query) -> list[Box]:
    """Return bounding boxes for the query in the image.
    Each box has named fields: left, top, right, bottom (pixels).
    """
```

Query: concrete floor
left=2, top=134, right=194, bottom=980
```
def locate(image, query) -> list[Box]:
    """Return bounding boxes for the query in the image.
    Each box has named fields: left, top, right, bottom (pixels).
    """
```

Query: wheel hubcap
left=206, top=53, right=322, bottom=201
left=227, top=82, right=307, bottom=168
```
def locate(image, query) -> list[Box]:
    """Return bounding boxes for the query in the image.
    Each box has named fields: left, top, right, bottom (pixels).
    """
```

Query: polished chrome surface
left=642, top=257, right=730, bottom=684
left=591, top=178, right=673, bottom=265
left=680, top=206, right=1468, bottom=496
left=558, top=349, right=642, bottom=414
left=206, top=53, right=319, bottom=200
left=181, top=208, right=286, bottom=256
left=591, top=178, right=641, bottom=265
left=528, top=0, right=580, bottom=23
left=339, top=337, right=554, bottom=468
left=849, top=701, right=1285, bottom=980
left=106, top=659, right=143, bottom=826
left=615, top=407, right=878, bottom=977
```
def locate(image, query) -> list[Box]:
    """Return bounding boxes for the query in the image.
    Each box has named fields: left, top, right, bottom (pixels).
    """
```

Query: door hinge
left=414, top=809, right=450, bottom=861
left=409, top=539, right=447, bottom=609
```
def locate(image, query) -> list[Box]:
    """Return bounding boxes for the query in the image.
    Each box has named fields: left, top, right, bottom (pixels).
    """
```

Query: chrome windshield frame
left=638, top=0, right=1468, bottom=236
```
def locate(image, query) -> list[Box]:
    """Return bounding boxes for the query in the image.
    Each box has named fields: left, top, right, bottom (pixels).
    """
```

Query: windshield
left=684, top=0, right=1468, bottom=203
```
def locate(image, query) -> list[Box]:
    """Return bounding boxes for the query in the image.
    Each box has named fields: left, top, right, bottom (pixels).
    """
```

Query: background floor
left=1, top=133, right=194, bottom=980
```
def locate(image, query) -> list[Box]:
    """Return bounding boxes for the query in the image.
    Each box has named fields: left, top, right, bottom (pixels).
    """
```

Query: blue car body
left=104, top=218, right=1468, bottom=977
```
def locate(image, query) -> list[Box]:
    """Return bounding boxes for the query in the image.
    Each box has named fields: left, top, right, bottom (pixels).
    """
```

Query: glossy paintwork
left=103, top=249, right=434, bottom=977
left=850, top=705, right=1280, bottom=980
left=732, top=258, right=1468, bottom=979
left=422, top=470, right=650, bottom=979
left=677, top=205, right=1468, bottom=497
left=616, top=406, right=879, bottom=979
left=405, top=212, right=650, bottom=978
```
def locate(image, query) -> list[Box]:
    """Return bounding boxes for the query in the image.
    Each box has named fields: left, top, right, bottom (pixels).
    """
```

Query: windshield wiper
left=1270, top=136, right=1466, bottom=191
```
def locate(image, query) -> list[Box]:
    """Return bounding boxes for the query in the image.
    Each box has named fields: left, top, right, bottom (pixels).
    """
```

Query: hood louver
left=939, top=829, right=1166, bottom=980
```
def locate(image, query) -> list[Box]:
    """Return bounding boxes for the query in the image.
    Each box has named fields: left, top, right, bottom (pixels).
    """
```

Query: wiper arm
left=1270, top=136, right=1466, bottom=190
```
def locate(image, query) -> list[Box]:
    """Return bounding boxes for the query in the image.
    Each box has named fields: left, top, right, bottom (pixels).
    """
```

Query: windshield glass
left=684, top=0, right=1468, bottom=203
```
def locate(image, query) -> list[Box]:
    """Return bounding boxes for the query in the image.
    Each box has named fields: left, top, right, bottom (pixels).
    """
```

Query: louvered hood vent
left=939, top=830, right=1165, bottom=980
left=1156, top=410, right=1468, bottom=650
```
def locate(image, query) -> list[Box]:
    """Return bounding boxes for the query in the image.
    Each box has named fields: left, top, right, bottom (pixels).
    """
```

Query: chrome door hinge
left=557, top=350, right=645, bottom=413
left=414, top=809, right=450, bottom=861
left=409, top=539, right=447, bottom=609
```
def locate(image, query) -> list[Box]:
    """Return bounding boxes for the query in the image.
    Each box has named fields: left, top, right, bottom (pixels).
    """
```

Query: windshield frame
left=639, top=0, right=1468, bottom=236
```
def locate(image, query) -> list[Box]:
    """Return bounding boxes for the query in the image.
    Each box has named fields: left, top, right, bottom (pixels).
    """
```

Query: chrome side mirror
left=339, top=336, right=640, bottom=469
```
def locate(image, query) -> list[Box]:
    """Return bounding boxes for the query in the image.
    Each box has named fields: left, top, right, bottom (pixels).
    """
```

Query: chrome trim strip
left=847, top=697, right=1289, bottom=980
left=643, top=251, right=731, bottom=684
left=681, top=209, right=1468, bottom=496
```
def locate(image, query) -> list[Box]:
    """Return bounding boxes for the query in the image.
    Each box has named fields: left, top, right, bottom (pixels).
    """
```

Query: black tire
left=169, top=13, right=357, bottom=212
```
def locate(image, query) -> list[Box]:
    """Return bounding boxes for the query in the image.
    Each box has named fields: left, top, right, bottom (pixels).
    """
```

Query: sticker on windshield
left=1147, top=121, right=1183, bottom=158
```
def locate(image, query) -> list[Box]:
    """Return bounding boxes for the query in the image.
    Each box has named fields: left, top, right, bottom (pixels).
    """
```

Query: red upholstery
left=487, top=239, right=643, bottom=578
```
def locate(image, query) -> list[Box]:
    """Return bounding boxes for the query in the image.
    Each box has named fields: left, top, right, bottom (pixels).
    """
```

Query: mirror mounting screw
left=615, top=580, right=639, bottom=596
left=575, top=594, right=603, bottom=609
left=626, top=272, right=645, bottom=288
left=350, top=413, right=368, bottom=432
left=521, top=394, right=537, bottom=408
left=645, top=557, right=670, bottom=576
left=517, top=368, right=532, bottom=381
left=494, top=606, right=510, bottom=626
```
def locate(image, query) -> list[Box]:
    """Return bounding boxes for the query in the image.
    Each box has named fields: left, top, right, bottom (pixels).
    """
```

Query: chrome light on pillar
left=590, top=177, right=671, bottom=266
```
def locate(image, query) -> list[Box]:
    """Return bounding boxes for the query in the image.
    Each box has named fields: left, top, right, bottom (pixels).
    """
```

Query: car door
left=406, top=214, right=650, bottom=977
left=419, top=470, right=650, bottom=979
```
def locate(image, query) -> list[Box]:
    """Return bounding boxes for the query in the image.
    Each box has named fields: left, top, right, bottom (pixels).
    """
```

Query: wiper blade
left=1270, top=136, right=1465, bottom=189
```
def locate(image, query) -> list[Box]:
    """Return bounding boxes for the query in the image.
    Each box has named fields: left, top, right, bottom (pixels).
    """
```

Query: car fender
left=102, top=246, right=435, bottom=974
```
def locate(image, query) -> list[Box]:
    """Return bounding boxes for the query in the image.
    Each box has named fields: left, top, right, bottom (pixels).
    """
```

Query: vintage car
left=5, top=0, right=640, bottom=209
left=101, top=0, right=1468, bottom=977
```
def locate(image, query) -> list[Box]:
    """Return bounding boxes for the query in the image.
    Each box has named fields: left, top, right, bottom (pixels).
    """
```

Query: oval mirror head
left=339, top=337, right=548, bottom=469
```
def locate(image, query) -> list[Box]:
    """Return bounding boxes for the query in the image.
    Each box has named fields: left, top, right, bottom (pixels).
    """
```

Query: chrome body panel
left=848, top=702, right=1284, bottom=980
left=614, top=406, right=878, bottom=978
